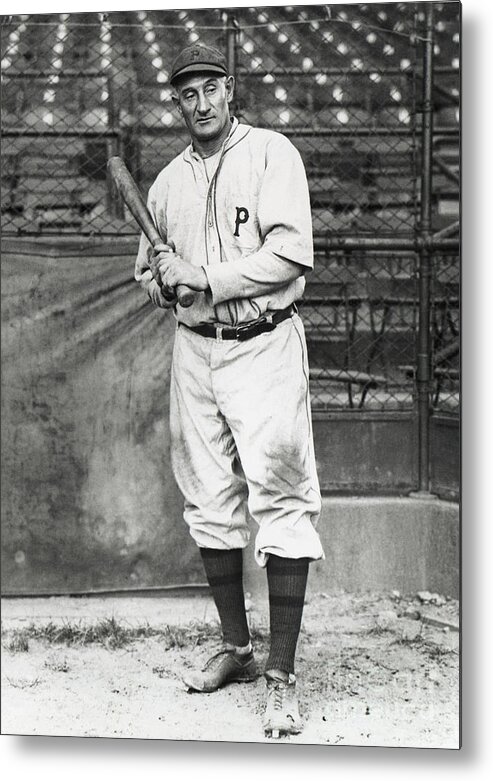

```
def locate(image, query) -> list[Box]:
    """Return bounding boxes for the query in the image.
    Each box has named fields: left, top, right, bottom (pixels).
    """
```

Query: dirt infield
left=1, top=590, right=459, bottom=747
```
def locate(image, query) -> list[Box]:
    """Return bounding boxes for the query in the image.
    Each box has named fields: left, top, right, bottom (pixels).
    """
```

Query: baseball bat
left=107, top=156, right=195, bottom=308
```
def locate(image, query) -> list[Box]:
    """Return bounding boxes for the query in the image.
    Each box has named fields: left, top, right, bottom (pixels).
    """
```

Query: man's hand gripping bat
left=107, top=156, right=195, bottom=308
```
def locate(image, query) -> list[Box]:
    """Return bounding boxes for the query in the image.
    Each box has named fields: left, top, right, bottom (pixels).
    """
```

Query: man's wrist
left=198, top=266, right=210, bottom=292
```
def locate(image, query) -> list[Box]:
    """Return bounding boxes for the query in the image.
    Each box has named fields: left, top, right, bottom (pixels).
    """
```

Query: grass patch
left=421, top=642, right=458, bottom=660
left=3, top=634, right=29, bottom=653
left=2, top=618, right=157, bottom=650
left=391, top=635, right=458, bottom=660
left=366, top=625, right=397, bottom=637
left=1, top=618, right=269, bottom=652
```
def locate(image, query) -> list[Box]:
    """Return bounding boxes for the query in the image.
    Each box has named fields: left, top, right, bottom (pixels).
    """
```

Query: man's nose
left=197, top=92, right=211, bottom=114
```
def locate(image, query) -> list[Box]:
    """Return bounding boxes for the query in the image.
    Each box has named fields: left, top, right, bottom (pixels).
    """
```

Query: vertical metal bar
left=127, top=16, right=143, bottom=190
left=106, top=69, right=124, bottom=219
left=224, top=10, right=238, bottom=115
left=415, top=3, right=435, bottom=495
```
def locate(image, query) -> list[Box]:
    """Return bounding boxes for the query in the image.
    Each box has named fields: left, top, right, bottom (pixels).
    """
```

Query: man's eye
left=205, top=86, right=216, bottom=94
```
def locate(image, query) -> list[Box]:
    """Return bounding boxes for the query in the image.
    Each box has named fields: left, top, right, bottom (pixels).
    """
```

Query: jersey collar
left=184, top=117, right=251, bottom=164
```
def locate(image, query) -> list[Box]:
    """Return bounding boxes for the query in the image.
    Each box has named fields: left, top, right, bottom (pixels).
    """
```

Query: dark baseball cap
left=170, top=43, right=228, bottom=86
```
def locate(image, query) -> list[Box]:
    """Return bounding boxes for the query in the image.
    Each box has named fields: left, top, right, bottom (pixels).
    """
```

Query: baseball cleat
left=263, top=669, right=303, bottom=738
left=183, top=648, right=257, bottom=693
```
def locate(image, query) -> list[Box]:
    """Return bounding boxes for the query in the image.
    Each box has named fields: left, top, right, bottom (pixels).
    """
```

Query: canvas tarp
left=1, top=237, right=202, bottom=595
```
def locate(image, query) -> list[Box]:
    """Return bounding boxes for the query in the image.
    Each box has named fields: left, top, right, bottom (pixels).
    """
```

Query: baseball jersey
left=134, top=118, right=314, bottom=327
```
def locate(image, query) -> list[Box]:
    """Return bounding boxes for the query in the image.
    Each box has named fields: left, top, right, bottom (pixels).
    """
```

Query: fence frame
left=1, top=6, right=460, bottom=496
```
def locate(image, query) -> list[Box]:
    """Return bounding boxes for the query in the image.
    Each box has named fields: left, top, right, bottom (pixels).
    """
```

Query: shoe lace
left=202, top=649, right=234, bottom=671
left=268, top=681, right=287, bottom=711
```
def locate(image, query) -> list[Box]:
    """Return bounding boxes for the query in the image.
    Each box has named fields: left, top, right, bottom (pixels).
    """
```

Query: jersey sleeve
left=203, top=253, right=304, bottom=304
left=257, top=134, right=313, bottom=268
left=204, top=134, right=313, bottom=305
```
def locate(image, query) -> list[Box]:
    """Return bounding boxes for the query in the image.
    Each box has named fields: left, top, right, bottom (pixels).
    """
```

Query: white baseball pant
left=169, top=313, right=325, bottom=567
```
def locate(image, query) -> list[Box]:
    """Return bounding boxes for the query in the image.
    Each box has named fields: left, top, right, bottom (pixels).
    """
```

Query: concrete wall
left=312, top=412, right=460, bottom=502
left=244, top=496, right=460, bottom=600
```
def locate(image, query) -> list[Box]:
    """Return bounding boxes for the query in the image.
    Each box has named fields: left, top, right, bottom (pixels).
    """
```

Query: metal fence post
left=106, top=67, right=124, bottom=219
left=414, top=3, right=435, bottom=496
left=224, top=11, right=238, bottom=115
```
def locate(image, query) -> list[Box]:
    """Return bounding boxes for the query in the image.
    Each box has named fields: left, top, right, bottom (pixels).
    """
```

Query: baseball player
left=135, top=43, right=324, bottom=738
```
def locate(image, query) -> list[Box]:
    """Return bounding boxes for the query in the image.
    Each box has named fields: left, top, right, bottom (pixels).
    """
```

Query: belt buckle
left=261, top=314, right=276, bottom=332
left=236, top=315, right=275, bottom=341
left=236, top=322, right=255, bottom=341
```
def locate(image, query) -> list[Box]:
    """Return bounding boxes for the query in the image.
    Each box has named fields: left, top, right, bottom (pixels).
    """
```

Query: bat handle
left=161, top=282, right=194, bottom=308
left=151, top=242, right=195, bottom=308
left=176, top=284, right=195, bottom=308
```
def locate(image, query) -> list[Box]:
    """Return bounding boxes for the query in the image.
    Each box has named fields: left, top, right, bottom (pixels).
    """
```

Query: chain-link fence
left=430, top=250, right=459, bottom=414
left=1, top=4, right=460, bottom=426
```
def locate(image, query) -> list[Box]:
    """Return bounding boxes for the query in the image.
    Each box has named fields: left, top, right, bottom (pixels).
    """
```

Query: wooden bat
left=107, top=156, right=195, bottom=308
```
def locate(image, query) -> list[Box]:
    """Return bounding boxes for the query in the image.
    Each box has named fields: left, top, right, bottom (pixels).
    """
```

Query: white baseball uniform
left=135, top=118, right=325, bottom=566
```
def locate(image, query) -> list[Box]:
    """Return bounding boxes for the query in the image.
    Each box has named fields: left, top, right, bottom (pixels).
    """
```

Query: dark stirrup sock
left=265, top=555, right=310, bottom=675
left=200, top=547, right=251, bottom=648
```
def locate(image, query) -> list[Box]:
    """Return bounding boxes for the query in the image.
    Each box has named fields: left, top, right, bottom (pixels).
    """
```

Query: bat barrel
left=107, top=157, right=195, bottom=308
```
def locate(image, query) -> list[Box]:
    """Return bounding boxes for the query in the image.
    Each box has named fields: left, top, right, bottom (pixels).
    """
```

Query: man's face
left=173, top=73, right=234, bottom=144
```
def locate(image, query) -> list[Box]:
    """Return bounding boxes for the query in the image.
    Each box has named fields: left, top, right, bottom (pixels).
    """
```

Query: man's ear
left=226, top=75, right=235, bottom=104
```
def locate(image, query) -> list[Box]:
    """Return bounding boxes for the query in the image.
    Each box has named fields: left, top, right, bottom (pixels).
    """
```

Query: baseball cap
left=170, top=43, right=228, bottom=86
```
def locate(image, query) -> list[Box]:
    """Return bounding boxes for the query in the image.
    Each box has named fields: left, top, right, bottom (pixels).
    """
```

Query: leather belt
left=183, top=305, right=295, bottom=342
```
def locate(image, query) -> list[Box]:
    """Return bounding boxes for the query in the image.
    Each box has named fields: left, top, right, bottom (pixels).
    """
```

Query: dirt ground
left=1, top=590, right=459, bottom=748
